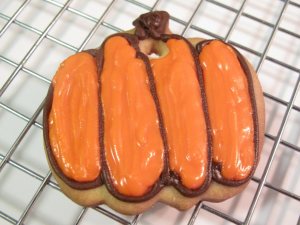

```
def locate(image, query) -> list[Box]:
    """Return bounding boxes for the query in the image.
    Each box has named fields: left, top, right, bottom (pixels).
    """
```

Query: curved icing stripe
left=101, top=36, right=164, bottom=197
left=151, top=38, right=208, bottom=189
left=49, top=52, right=101, bottom=182
left=198, top=40, right=255, bottom=181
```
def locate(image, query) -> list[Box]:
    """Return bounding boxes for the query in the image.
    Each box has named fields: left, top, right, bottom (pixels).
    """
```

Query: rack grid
left=0, top=0, right=299, bottom=224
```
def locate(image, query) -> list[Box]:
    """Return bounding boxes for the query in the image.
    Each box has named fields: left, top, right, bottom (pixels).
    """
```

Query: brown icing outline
left=195, top=40, right=259, bottom=186
left=44, top=11, right=259, bottom=202
left=83, top=48, right=98, bottom=57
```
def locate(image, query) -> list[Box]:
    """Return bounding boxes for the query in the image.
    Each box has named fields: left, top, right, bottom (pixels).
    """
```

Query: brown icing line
left=83, top=48, right=98, bottom=57
left=195, top=40, right=259, bottom=186
left=45, top=31, right=258, bottom=201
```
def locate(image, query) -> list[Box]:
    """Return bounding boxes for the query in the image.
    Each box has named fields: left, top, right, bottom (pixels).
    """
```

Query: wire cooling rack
left=0, top=0, right=299, bottom=224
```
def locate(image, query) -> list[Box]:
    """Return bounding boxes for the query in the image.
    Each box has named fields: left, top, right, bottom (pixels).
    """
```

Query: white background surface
left=0, top=0, right=299, bottom=224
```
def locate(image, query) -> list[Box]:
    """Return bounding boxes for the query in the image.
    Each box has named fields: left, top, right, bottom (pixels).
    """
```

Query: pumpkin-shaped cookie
left=43, top=11, right=265, bottom=215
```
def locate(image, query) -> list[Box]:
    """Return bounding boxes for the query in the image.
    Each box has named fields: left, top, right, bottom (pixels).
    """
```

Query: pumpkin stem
left=132, top=11, right=171, bottom=40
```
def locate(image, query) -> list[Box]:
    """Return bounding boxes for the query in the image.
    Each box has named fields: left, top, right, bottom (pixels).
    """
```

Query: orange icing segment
left=101, top=36, right=164, bottom=196
left=49, top=52, right=100, bottom=182
left=199, top=40, right=254, bottom=180
left=151, top=39, right=208, bottom=189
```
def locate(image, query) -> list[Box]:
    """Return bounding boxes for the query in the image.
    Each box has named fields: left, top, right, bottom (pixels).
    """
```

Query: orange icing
left=101, top=36, right=164, bottom=196
left=49, top=52, right=100, bottom=182
left=151, top=39, right=208, bottom=189
left=48, top=36, right=255, bottom=193
left=199, top=40, right=254, bottom=180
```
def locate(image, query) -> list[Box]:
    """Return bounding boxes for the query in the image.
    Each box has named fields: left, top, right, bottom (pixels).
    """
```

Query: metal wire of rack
left=0, top=0, right=299, bottom=224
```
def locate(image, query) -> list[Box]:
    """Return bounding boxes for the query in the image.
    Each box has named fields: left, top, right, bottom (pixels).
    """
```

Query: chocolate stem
left=133, top=11, right=171, bottom=40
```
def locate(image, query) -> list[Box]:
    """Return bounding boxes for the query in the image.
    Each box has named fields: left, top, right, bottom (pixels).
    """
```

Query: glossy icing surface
left=101, top=36, right=164, bottom=196
left=49, top=52, right=101, bottom=182
left=151, top=39, right=208, bottom=189
left=199, top=40, right=254, bottom=180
